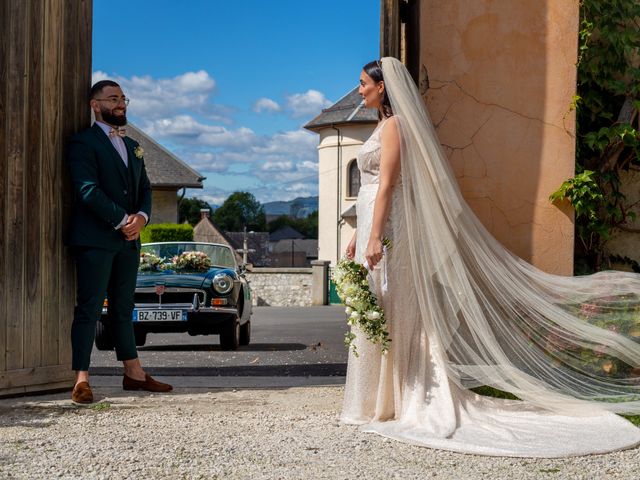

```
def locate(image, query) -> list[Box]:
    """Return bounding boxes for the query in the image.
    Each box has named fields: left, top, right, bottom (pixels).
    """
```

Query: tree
left=213, top=191, right=266, bottom=232
left=267, top=210, right=318, bottom=238
left=179, top=197, right=214, bottom=226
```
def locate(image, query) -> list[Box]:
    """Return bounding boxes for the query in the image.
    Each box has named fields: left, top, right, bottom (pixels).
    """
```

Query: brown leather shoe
left=123, top=373, right=173, bottom=392
left=71, top=381, right=94, bottom=404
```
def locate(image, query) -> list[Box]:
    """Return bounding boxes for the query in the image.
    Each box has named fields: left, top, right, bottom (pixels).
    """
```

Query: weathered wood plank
left=0, top=364, right=74, bottom=390
left=24, top=0, right=44, bottom=369
left=1, top=0, right=92, bottom=394
left=400, top=0, right=420, bottom=83
left=6, top=0, right=28, bottom=372
left=59, top=0, right=93, bottom=366
left=41, top=0, right=64, bottom=366
left=0, top=0, right=10, bottom=375
left=380, top=0, right=401, bottom=58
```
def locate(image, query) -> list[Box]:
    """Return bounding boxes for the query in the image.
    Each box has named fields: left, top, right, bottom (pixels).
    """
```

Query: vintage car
left=97, top=241, right=252, bottom=350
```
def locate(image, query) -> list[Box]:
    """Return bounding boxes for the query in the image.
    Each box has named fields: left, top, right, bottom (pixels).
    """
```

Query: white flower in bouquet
left=332, top=250, right=391, bottom=357
left=366, top=310, right=381, bottom=321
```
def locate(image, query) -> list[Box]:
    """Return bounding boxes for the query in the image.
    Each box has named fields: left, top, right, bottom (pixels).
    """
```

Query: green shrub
left=140, top=223, right=193, bottom=244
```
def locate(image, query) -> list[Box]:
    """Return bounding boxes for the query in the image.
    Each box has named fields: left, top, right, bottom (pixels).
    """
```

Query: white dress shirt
left=95, top=121, right=148, bottom=229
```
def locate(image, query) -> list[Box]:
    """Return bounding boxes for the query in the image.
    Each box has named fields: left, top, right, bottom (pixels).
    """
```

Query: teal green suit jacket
left=67, top=123, right=152, bottom=251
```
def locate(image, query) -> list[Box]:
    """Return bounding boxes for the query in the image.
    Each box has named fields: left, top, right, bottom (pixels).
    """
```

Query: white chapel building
left=305, top=88, right=378, bottom=265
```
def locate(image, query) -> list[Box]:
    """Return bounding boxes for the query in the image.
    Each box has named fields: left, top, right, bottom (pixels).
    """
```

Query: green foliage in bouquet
left=332, top=257, right=390, bottom=357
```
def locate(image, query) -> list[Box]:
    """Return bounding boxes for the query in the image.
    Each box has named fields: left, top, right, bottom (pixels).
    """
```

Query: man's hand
left=121, top=214, right=145, bottom=241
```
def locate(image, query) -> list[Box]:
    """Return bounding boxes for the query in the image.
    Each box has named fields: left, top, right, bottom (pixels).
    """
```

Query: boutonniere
left=134, top=146, right=144, bottom=159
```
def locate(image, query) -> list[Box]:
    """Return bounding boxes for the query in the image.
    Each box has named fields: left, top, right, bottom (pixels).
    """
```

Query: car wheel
left=134, top=329, right=147, bottom=347
left=95, top=320, right=115, bottom=351
left=239, top=320, right=251, bottom=346
left=220, top=318, right=240, bottom=350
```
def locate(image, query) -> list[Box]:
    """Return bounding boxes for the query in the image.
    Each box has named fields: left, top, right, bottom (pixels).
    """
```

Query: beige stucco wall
left=316, top=124, right=376, bottom=265
left=151, top=189, right=178, bottom=224
left=418, top=0, right=578, bottom=275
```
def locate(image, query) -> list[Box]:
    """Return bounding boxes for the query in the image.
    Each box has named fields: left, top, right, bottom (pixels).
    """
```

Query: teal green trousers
left=71, top=243, right=139, bottom=371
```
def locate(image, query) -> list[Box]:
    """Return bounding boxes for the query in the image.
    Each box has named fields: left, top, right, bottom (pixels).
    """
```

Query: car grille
left=135, top=288, right=206, bottom=305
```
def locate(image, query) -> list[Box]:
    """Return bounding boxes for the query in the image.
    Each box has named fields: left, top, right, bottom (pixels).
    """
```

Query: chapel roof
left=304, top=87, right=378, bottom=131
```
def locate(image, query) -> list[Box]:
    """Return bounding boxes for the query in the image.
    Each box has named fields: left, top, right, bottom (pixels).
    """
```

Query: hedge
left=140, top=223, right=194, bottom=244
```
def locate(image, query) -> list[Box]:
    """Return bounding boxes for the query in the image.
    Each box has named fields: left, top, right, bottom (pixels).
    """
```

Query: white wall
left=316, top=123, right=376, bottom=265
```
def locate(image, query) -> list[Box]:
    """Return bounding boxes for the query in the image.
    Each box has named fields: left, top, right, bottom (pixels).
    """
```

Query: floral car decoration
left=139, top=251, right=163, bottom=272
left=138, top=250, right=212, bottom=273
left=170, top=251, right=212, bottom=272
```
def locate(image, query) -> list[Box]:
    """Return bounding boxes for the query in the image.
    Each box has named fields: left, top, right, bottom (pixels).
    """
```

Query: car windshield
left=141, top=243, right=236, bottom=269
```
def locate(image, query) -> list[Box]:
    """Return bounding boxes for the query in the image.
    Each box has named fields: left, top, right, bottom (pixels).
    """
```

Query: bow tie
left=109, top=127, right=126, bottom=138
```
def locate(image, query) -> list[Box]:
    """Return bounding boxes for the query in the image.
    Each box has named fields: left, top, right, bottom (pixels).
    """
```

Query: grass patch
left=474, top=387, right=640, bottom=427
left=88, top=401, right=111, bottom=411
left=471, top=386, right=519, bottom=401
left=623, top=415, right=640, bottom=426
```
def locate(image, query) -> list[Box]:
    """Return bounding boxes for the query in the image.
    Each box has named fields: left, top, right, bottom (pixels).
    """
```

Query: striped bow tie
left=109, top=127, right=126, bottom=137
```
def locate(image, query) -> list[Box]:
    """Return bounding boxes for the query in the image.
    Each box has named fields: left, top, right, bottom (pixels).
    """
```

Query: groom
left=67, top=80, right=172, bottom=403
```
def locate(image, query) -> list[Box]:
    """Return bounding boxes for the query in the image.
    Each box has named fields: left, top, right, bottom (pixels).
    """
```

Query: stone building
left=193, top=210, right=243, bottom=264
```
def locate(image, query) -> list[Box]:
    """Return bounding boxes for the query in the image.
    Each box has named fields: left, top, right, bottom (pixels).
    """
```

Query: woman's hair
left=362, top=60, right=393, bottom=120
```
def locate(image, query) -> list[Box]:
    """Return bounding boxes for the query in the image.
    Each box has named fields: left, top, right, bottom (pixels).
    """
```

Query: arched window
left=348, top=159, right=361, bottom=197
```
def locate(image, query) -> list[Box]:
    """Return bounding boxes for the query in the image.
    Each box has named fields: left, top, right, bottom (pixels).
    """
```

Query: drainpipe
left=331, top=125, right=342, bottom=265
left=177, top=187, right=187, bottom=223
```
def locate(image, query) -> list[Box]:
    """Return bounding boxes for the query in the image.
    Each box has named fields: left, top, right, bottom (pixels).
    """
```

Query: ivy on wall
left=550, top=0, right=640, bottom=273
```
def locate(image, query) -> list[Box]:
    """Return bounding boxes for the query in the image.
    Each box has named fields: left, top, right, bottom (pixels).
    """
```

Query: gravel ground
left=1, top=385, right=639, bottom=480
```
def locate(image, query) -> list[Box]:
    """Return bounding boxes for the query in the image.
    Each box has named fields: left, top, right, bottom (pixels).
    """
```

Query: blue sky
left=93, top=0, right=380, bottom=205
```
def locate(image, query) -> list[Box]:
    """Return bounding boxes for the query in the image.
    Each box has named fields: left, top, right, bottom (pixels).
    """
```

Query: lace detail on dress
left=356, top=120, right=386, bottom=186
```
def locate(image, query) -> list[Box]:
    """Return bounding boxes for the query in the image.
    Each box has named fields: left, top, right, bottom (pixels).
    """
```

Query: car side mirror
left=239, top=263, right=253, bottom=273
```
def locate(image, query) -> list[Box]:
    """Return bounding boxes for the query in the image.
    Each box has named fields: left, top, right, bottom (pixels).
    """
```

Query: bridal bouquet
left=332, top=252, right=391, bottom=357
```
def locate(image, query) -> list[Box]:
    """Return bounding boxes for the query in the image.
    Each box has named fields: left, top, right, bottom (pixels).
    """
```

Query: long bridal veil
left=381, top=56, right=640, bottom=414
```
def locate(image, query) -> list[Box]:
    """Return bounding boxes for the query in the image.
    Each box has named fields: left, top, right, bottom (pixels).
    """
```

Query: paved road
left=90, top=306, right=349, bottom=378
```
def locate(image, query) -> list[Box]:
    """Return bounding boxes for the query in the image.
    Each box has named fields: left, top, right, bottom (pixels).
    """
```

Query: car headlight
left=212, top=273, right=234, bottom=294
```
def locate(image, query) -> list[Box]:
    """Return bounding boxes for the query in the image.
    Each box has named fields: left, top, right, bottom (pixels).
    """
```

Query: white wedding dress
left=341, top=116, right=640, bottom=457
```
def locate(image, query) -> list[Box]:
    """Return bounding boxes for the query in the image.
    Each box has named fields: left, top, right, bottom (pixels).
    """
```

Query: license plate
left=133, top=309, right=186, bottom=322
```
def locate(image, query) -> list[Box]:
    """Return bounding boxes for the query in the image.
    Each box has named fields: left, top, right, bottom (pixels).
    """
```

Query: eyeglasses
left=95, top=97, right=130, bottom=106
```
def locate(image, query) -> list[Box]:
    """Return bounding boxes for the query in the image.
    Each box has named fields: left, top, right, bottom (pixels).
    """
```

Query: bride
left=341, top=57, right=640, bottom=457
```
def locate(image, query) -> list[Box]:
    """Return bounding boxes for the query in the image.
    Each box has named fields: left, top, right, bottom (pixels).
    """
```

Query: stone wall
left=245, top=268, right=313, bottom=307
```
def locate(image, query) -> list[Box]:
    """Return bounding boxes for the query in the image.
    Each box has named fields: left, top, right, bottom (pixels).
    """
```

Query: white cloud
left=92, top=70, right=230, bottom=122
left=253, top=97, right=281, bottom=113
left=186, top=152, right=228, bottom=173
left=142, top=115, right=260, bottom=149
left=92, top=69, right=322, bottom=204
left=261, top=161, right=293, bottom=172
left=285, top=89, right=332, bottom=119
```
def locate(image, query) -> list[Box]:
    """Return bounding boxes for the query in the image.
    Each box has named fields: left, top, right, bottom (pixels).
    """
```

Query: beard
left=101, top=107, right=127, bottom=126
